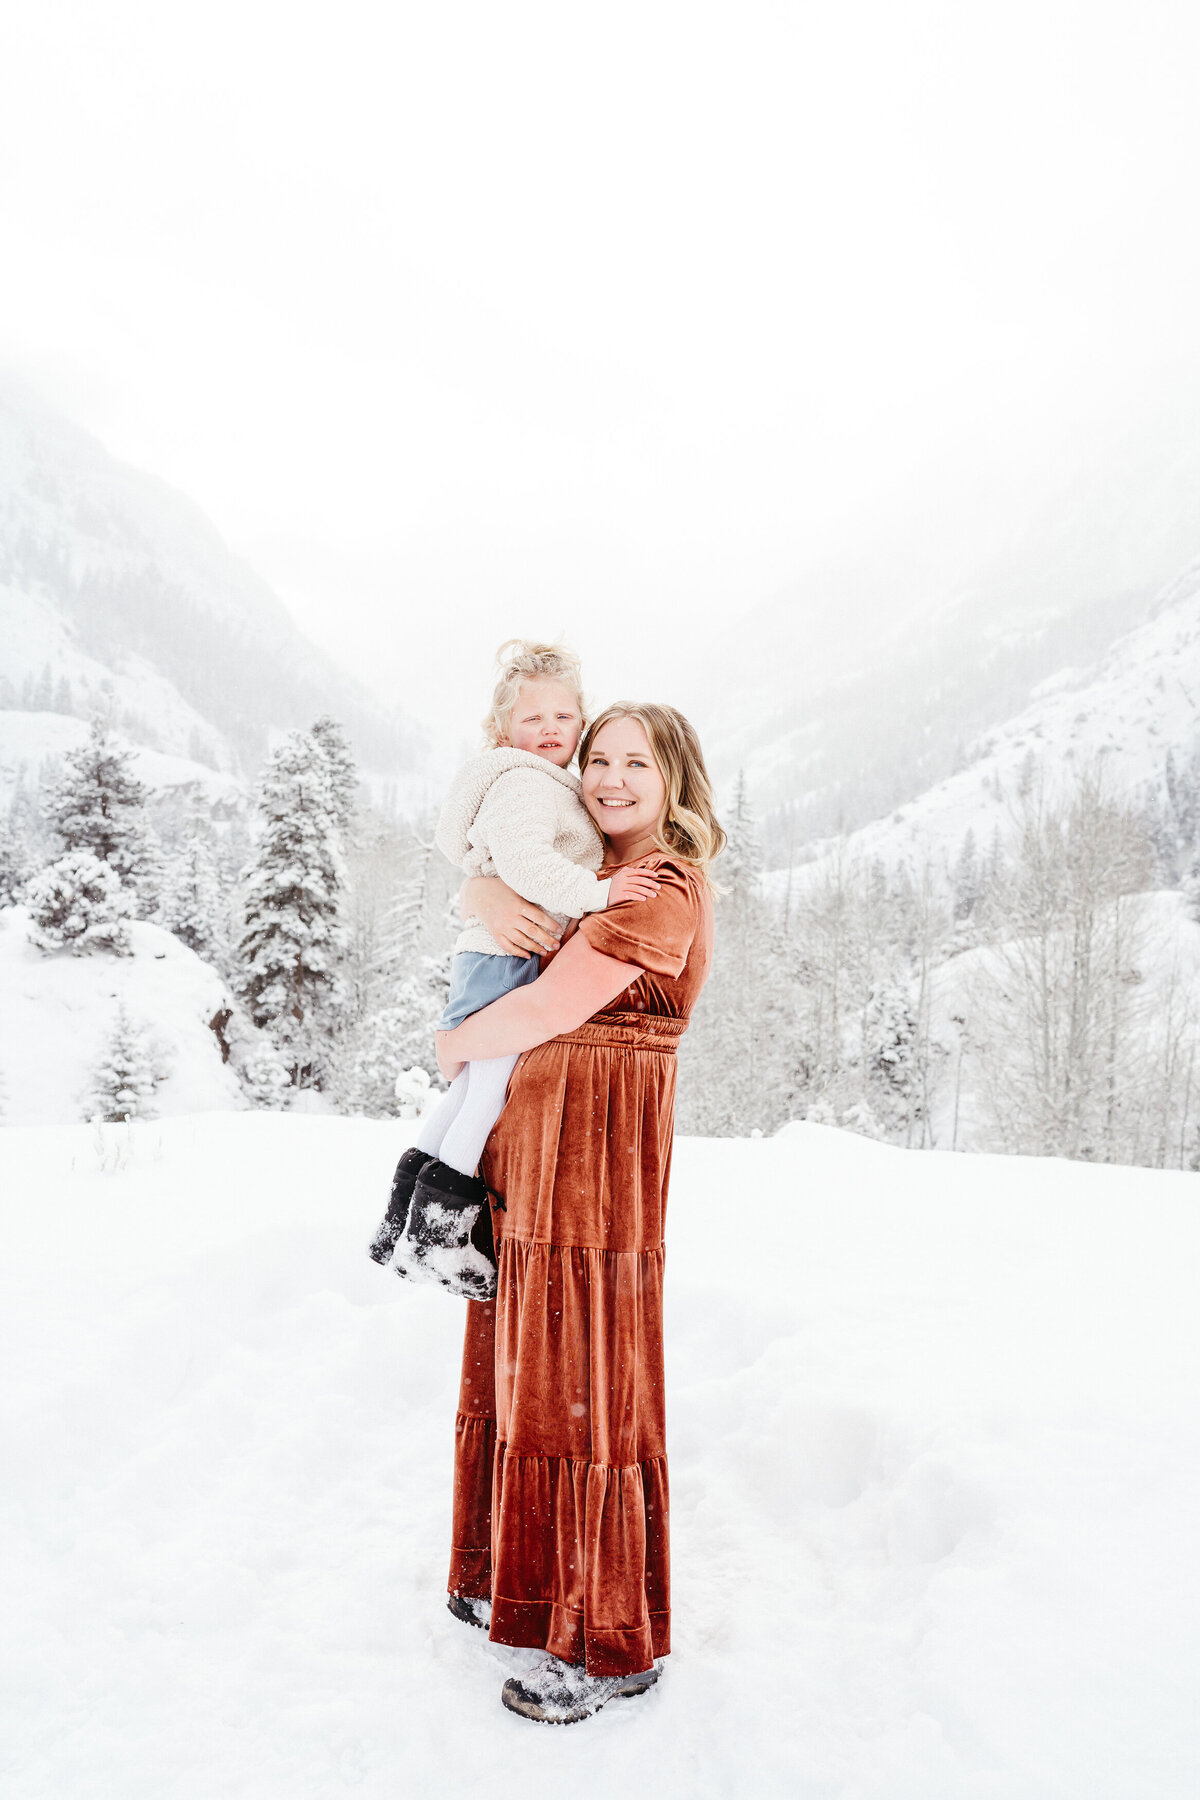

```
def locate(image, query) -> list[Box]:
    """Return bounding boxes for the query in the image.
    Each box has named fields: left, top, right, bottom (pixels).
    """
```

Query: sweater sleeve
left=475, top=770, right=612, bottom=917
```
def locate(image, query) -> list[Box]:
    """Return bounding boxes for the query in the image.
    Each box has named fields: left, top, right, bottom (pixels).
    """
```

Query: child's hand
left=607, top=865, right=662, bottom=907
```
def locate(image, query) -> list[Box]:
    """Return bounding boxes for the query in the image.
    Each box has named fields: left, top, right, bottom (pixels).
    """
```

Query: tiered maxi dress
left=447, top=856, right=714, bottom=1677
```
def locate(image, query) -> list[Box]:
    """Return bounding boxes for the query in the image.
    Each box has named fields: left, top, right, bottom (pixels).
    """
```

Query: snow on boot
left=395, top=1156, right=497, bottom=1302
left=366, top=1146, right=430, bottom=1266
left=500, top=1656, right=661, bottom=1725
left=447, top=1592, right=492, bottom=1630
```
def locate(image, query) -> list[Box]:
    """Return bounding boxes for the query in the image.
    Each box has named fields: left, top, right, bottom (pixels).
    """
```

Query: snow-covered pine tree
left=310, top=715, right=359, bottom=838
left=161, top=831, right=226, bottom=963
left=332, top=831, right=449, bottom=1114
left=723, top=770, right=762, bottom=898
left=953, top=828, right=980, bottom=921
left=237, top=1037, right=292, bottom=1109
left=678, top=773, right=791, bottom=1135
left=0, top=814, right=31, bottom=906
left=235, top=730, right=348, bottom=1088
left=43, top=717, right=150, bottom=886
left=8, top=773, right=48, bottom=872
left=1184, top=851, right=1200, bottom=925
left=84, top=1002, right=158, bottom=1121
left=25, top=850, right=132, bottom=955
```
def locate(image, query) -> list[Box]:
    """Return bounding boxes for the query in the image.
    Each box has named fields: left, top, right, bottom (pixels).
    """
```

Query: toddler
left=366, top=639, right=657, bottom=1298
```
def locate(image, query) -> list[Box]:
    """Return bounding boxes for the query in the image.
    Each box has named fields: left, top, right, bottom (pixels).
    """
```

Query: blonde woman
left=435, top=702, right=725, bottom=1725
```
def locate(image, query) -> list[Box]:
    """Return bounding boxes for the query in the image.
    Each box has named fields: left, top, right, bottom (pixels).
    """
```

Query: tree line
left=3, top=715, right=1198, bottom=1168
left=677, top=762, right=1200, bottom=1168
left=0, top=715, right=453, bottom=1122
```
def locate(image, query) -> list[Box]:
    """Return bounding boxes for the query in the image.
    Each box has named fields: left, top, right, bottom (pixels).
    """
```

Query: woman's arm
left=460, top=875, right=562, bottom=958
left=436, top=933, right=642, bottom=1077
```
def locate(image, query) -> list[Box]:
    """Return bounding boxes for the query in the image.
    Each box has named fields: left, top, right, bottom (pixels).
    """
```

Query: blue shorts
left=437, top=950, right=541, bottom=1032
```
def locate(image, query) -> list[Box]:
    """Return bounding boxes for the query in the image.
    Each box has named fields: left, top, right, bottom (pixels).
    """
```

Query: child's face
left=502, top=679, right=583, bottom=767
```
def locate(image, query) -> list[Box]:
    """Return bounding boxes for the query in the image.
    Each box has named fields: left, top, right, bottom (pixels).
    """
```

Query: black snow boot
left=366, top=1146, right=431, bottom=1266
left=395, top=1156, right=498, bottom=1302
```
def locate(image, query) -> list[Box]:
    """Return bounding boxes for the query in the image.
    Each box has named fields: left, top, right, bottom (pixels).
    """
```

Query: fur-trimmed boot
left=395, top=1156, right=498, bottom=1302
left=366, top=1146, right=430, bottom=1266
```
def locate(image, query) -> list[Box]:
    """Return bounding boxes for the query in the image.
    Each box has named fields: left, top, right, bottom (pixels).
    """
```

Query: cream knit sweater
left=435, top=747, right=611, bottom=956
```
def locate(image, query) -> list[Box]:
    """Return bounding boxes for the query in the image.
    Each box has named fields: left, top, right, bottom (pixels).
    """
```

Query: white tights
left=414, top=1055, right=519, bottom=1177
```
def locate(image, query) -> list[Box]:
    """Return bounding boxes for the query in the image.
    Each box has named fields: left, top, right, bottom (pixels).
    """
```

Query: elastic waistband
left=554, top=1010, right=687, bottom=1053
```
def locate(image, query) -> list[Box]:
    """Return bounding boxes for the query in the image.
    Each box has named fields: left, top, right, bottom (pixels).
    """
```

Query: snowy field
left=2, top=1115, right=1197, bottom=1800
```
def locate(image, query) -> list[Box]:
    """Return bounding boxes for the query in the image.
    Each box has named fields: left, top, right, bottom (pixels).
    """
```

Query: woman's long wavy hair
left=580, top=702, right=726, bottom=885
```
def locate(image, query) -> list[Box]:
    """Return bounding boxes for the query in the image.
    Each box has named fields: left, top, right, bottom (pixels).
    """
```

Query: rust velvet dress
left=447, top=856, right=714, bottom=1677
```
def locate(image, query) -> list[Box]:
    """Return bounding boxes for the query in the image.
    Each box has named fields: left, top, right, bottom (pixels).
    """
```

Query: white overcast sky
left=2, top=0, right=1199, bottom=739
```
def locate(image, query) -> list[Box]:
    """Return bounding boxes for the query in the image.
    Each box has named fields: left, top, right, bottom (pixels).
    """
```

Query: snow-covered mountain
left=705, top=390, right=1200, bottom=847
left=786, top=557, right=1200, bottom=882
left=0, top=379, right=429, bottom=813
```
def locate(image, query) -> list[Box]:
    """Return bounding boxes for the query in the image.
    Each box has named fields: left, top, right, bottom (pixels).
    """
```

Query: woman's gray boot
left=447, top=1593, right=492, bottom=1630
left=500, top=1656, right=661, bottom=1725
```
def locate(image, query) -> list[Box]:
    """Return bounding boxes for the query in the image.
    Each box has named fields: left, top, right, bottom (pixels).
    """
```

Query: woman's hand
left=435, top=1030, right=464, bottom=1083
left=460, top=875, right=562, bottom=958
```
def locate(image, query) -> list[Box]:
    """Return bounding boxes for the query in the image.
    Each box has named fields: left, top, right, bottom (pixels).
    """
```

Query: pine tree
left=310, top=715, right=358, bottom=838
left=161, top=832, right=226, bottom=962
left=43, top=717, right=150, bottom=885
left=85, top=1002, right=158, bottom=1121
left=26, top=851, right=132, bottom=956
left=237, top=1037, right=292, bottom=1109
left=235, top=730, right=348, bottom=1087
left=722, top=771, right=762, bottom=900
left=953, top=828, right=980, bottom=921
left=1184, top=851, right=1200, bottom=925
left=331, top=831, right=450, bottom=1115
left=0, top=815, right=31, bottom=906
left=678, top=775, right=786, bottom=1135
left=131, top=821, right=166, bottom=921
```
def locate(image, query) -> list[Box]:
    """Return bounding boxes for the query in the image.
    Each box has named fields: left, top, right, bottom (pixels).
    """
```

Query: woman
left=434, top=701, right=724, bottom=1725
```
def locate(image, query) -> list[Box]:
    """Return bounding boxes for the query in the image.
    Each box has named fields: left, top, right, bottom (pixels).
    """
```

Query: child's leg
left=437, top=1055, right=519, bottom=1176
left=414, top=1069, right=469, bottom=1158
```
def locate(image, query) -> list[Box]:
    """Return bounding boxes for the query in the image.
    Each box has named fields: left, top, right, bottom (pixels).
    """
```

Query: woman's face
left=582, top=716, right=667, bottom=857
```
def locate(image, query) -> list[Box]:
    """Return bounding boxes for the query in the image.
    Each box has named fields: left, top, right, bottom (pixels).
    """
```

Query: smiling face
left=500, top=678, right=584, bottom=767
left=581, top=716, right=668, bottom=861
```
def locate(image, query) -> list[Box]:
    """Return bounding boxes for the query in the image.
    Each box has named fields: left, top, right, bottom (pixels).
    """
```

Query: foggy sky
left=3, top=0, right=1199, bottom=740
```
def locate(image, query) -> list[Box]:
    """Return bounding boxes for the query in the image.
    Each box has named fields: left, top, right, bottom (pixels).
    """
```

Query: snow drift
left=0, top=906, right=242, bottom=1126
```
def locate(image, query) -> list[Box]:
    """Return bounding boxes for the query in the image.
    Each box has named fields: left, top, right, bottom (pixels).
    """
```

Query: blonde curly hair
left=482, top=639, right=587, bottom=749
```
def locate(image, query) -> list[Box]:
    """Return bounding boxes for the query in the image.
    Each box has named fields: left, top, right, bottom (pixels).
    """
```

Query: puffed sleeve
left=576, top=858, right=699, bottom=977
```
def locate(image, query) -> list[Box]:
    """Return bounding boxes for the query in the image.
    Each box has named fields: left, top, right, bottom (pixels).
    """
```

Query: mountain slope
left=0, top=379, right=427, bottom=793
left=702, top=386, right=1200, bottom=847
left=785, top=557, right=1200, bottom=881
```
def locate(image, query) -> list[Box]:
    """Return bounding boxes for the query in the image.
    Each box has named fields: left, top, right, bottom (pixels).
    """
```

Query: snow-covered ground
left=2, top=1114, right=1196, bottom=1799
